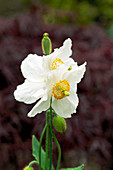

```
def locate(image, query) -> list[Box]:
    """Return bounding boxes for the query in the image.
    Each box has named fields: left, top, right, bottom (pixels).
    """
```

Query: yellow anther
left=68, top=66, right=72, bottom=70
left=51, top=58, right=64, bottom=70
left=63, top=91, right=70, bottom=96
left=52, top=79, right=70, bottom=99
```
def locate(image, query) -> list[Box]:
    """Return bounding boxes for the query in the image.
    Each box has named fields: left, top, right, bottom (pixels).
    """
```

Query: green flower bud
left=23, top=166, right=34, bottom=170
left=41, top=33, right=52, bottom=55
left=53, top=115, right=67, bottom=133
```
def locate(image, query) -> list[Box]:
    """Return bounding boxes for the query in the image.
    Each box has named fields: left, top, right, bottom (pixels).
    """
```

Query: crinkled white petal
left=47, top=65, right=66, bottom=83
left=42, top=38, right=74, bottom=73
left=54, top=38, right=72, bottom=61
left=64, top=62, right=86, bottom=84
left=70, top=82, right=77, bottom=94
left=52, top=92, right=79, bottom=118
left=42, top=54, right=53, bottom=73
left=21, top=54, right=45, bottom=82
left=67, top=89, right=79, bottom=110
left=65, top=58, right=77, bottom=68
left=46, top=65, right=67, bottom=93
left=28, top=94, right=50, bottom=117
left=14, top=79, right=45, bottom=104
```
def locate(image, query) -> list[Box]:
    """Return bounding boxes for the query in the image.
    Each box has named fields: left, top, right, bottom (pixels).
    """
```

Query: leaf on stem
left=32, top=135, right=45, bottom=169
left=32, top=135, right=55, bottom=170
left=60, top=164, right=84, bottom=170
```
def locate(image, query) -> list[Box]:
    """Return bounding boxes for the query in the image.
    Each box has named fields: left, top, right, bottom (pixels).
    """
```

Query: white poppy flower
left=14, top=38, right=77, bottom=104
left=14, top=38, right=86, bottom=118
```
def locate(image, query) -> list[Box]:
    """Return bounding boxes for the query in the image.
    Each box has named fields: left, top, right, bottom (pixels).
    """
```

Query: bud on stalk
left=42, top=33, right=52, bottom=55
left=53, top=115, right=67, bottom=133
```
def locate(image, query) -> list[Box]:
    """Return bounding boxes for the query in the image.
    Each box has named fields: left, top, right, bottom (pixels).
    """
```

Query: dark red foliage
left=0, top=13, right=113, bottom=170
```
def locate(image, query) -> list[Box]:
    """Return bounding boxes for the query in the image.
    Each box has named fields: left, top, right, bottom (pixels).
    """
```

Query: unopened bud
left=23, top=166, right=34, bottom=170
left=53, top=115, right=67, bottom=133
left=41, top=33, right=52, bottom=55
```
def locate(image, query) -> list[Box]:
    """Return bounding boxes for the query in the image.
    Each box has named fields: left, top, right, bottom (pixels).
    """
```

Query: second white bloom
left=27, top=63, right=86, bottom=118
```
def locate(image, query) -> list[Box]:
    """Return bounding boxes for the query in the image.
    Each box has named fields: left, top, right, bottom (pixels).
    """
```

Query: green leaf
left=32, top=135, right=45, bottom=169
left=60, top=164, right=84, bottom=170
left=32, top=135, right=54, bottom=170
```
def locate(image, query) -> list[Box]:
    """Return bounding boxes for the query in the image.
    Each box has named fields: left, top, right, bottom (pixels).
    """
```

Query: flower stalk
left=39, top=124, right=47, bottom=170
left=52, top=132, right=61, bottom=170
left=49, top=98, right=53, bottom=170
left=45, top=110, right=50, bottom=170
left=42, top=35, right=53, bottom=170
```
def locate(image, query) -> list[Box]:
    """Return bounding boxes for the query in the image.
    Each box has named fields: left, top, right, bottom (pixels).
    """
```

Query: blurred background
left=0, top=0, right=113, bottom=170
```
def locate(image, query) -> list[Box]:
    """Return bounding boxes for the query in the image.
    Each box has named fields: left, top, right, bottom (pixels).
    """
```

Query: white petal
left=28, top=95, right=50, bottom=117
left=68, top=90, right=79, bottom=110
left=64, top=62, right=86, bottom=84
left=42, top=39, right=72, bottom=72
left=47, top=65, right=65, bottom=83
left=14, top=79, right=45, bottom=104
left=52, top=92, right=79, bottom=118
left=21, top=54, right=44, bottom=82
left=42, top=54, right=53, bottom=72
left=70, top=83, right=77, bottom=93
left=46, top=65, right=67, bottom=93
left=53, top=38, right=72, bottom=60
left=65, top=58, right=77, bottom=68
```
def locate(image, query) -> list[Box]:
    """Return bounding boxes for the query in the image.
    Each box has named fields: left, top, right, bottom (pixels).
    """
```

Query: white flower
left=14, top=63, right=86, bottom=118
left=20, top=38, right=77, bottom=83
left=14, top=38, right=86, bottom=118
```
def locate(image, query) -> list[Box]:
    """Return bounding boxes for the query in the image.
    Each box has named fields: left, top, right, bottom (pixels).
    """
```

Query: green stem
left=52, top=110, right=57, bottom=116
left=45, top=110, right=50, bottom=170
left=49, top=99, right=53, bottom=170
left=39, top=124, right=47, bottom=170
left=52, top=132, right=61, bottom=170
left=29, top=160, right=39, bottom=167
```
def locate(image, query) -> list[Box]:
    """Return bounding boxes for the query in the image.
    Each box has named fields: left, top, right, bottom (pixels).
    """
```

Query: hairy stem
left=45, top=110, right=50, bottom=170
left=49, top=98, right=53, bottom=170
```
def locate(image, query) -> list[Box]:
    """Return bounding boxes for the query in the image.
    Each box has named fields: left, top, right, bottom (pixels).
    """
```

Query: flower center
left=51, top=58, right=64, bottom=70
left=52, top=79, right=70, bottom=99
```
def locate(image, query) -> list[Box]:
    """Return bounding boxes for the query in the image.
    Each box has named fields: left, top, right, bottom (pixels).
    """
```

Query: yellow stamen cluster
left=51, top=58, right=64, bottom=70
left=52, top=79, right=70, bottom=99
